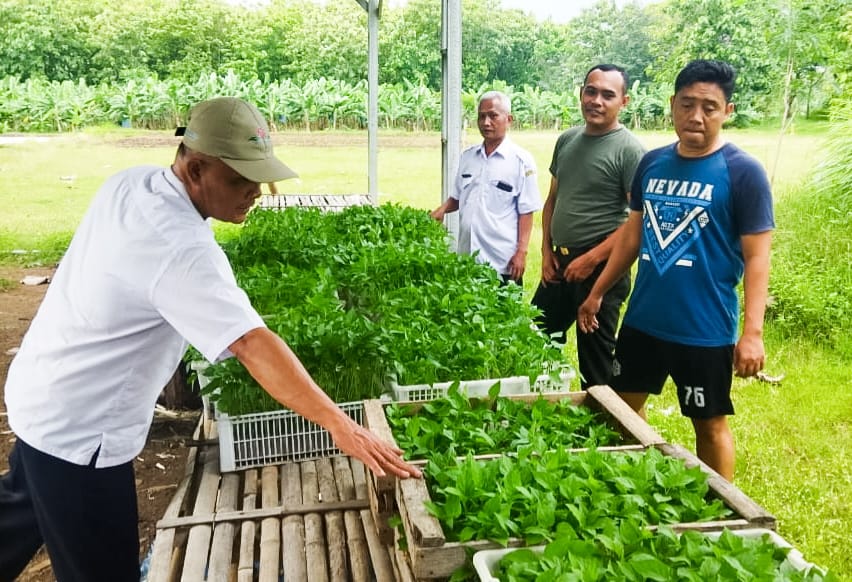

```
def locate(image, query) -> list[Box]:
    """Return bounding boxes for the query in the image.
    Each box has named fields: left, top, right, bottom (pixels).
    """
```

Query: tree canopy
left=0, top=0, right=847, bottom=128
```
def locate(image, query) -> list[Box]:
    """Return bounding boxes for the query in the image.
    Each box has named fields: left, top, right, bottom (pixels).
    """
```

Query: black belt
left=553, top=244, right=594, bottom=257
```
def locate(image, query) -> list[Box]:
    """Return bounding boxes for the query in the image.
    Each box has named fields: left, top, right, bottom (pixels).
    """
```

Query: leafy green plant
left=423, top=447, right=732, bottom=546
left=386, top=384, right=622, bottom=460
left=494, top=524, right=836, bottom=581
left=766, top=105, right=852, bottom=357
left=199, top=203, right=566, bottom=413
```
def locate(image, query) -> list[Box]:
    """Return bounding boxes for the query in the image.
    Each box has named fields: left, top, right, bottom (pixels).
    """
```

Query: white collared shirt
left=452, top=137, right=542, bottom=274
left=5, top=166, right=265, bottom=467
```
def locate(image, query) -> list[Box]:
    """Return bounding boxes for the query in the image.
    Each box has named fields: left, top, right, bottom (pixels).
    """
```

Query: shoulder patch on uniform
left=525, top=169, right=536, bottom=177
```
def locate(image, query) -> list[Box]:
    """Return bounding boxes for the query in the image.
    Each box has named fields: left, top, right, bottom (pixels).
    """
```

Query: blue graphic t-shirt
left=623, top=142, right=774, bottom=346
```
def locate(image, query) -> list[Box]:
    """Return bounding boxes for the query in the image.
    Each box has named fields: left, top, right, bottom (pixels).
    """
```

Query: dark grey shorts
left=610, top=325, right=735, bottom=418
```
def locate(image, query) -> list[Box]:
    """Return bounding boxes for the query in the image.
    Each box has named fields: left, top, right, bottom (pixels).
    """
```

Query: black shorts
left=610, top=326, right=735, bottom=419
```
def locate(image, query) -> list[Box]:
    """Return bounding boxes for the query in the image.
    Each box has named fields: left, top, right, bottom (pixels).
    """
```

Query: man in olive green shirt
left=532, top=64, right=645, bottom=388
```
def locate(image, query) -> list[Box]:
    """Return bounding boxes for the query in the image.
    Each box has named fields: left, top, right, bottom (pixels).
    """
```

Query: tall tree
left=648, top=0, right=777, bottom=122
left=459, top=0, right=539, bottom=89
left=379, top=0, right=443, bottom=89
left=767, top=0, right=849, bottom=120
left=0, top=0, right=99, bottom=81
left=560, top=0, right=656, bottom=88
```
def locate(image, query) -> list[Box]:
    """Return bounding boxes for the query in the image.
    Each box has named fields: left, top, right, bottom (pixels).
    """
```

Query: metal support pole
left=367, top=0, right=380, bottom=202
left=441, top=0, right=463, bottom=246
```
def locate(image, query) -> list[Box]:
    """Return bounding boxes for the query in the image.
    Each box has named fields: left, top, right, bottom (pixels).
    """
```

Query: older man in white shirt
left=0, top=97, right=420, bottom=582
left=431, top=91, right=542, bottom=285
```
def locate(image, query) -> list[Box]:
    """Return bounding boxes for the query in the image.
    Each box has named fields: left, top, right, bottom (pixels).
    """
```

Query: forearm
left=230, top=328, right=350, bottom=433
left=431, top=197, right=459, bottom=220
left=586, top=221, right=627, bottom=265
left=741, top=233, right=772, bottom=337
left=540, top=180, right=557, bottom=252
left=587, top=212, right=642, bottom=300
left=516, top=212, right=533, bottom=255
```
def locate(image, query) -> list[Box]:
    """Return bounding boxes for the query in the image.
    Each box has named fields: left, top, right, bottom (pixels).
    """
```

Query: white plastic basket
left=389, top=376, right=531, bottom=402
left=531, top=368, right=576, bottom=393
left=390, top=368, right=575, bottom=402
left=216, top=402, right=364, bottom=472
left=472, top=529, right=824, bottom=581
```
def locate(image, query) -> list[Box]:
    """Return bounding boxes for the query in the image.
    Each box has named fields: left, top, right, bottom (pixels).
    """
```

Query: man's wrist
left=741, top=327, right=764, bottom=339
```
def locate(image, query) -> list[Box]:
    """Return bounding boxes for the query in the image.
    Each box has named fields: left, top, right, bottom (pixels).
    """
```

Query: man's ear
left=185, top=157, right=205, bottom=184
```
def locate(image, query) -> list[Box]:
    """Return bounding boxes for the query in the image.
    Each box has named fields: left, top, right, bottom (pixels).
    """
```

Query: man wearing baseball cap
left=0, top=97, right=421, bottom=581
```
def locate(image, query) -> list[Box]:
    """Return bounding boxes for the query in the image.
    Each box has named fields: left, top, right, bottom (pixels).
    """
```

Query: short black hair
left=583, top=64, right=629, bottom=95
left=675, top=60, right=737, bottom=102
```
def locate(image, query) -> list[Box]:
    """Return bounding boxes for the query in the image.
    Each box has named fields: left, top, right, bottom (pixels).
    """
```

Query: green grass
left=1, top=125, right=848, bottom=577
left=645, top=329, right=852, bottom=577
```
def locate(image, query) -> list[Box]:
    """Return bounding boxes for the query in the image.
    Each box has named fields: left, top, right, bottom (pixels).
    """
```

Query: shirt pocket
left=486, top=180, right=517, bottom=214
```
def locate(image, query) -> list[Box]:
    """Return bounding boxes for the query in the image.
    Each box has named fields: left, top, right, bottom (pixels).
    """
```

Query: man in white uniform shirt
left=0, top=97, right=420, bottom=582
left=431, top=91, right=542, bottom=285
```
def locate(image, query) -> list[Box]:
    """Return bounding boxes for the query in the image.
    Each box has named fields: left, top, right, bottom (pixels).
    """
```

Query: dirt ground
left=0, top=265, right=200, bottom=581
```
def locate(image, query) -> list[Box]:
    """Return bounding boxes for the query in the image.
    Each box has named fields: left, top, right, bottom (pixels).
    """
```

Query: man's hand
left=506, top=250, right=527, bottom=281
left=431, top=198, right=458, bottom=222
left=563, top=252, right=598, bottom=282
left=578, top=293, right=602, bottom=333
left=734, top=331, right=765, bottom=378
left=231, top=328, right=422, bottom=480
left=540, top=250, right=561, bottom=285
left=330, top=417, right=422, bottom=479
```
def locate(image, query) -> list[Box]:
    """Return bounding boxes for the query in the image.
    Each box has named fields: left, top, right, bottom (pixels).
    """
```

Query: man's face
left=671, top=82, right=734, bottom=156
left=477, top=98, right=511, bottom=144
left=190, top=157, right=261, bottom=224
left=580, top=69, right=629, bottom=135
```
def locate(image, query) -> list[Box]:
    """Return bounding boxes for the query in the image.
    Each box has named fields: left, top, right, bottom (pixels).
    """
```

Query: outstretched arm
left=230, top=328, right=421, bottom=478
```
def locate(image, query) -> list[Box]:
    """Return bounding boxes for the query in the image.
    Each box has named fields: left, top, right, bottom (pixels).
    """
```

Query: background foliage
left=0, top=0, right=848, bottom=132
left=766, top=100, right=852, bottom=357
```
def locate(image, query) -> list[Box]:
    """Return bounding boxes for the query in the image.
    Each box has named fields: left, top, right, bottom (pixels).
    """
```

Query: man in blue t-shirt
left=578, top=60, right=774, bottom=482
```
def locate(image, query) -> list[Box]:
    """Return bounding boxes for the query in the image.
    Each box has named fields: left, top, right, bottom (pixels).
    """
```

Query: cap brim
left=221, top=157, right=299, bottom=183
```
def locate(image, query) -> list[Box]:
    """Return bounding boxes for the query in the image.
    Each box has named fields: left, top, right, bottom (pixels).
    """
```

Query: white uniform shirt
left=5, top=166, right=265, bottom=467
left=452, top=138, right=542, bottom=274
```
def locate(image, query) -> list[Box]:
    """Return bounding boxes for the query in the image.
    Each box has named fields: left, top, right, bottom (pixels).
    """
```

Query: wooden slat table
left=146, top=418, right=398, bottom=582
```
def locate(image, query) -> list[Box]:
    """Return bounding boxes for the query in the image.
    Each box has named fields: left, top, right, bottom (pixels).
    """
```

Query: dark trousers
left=0, top=439, right=140, bottom=582
left=531, top=251, right=631, bottom=388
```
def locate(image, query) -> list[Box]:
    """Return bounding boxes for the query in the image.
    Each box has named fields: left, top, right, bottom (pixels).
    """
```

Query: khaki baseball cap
left=175, top=97, right=297, bottom=183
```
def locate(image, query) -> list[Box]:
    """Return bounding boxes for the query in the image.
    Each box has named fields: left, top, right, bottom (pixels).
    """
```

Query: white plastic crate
left=532, top=367, right=576, bottom=393
left=217, top=401, right=364, bottom=472
left=472, top=529, right=825, bottom=581
left=389, top=376, right=531, bottom=402
left=390, top=368, right=575, bottom=402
